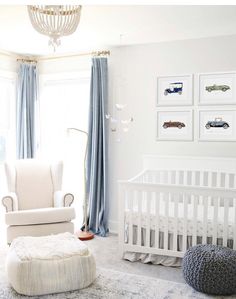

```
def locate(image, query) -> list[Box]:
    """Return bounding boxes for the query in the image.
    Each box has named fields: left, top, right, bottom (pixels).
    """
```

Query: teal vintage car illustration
left=205, top=84, right=230, bottom=92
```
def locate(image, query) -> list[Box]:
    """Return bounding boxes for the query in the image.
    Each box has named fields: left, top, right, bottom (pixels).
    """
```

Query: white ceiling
left=1, top=5, right=236, bottom=56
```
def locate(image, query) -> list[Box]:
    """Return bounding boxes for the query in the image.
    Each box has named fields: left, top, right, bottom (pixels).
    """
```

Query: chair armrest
left=2, top=193, right=18, bottom=212
left=53, top=191, right=74, bottom=207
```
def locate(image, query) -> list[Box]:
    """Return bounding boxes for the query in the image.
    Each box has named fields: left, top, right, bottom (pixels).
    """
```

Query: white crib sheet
left=125, top=201, right=235, bottom=238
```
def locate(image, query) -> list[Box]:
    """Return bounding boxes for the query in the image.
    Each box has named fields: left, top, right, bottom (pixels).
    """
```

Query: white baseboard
left=108, top=220, right=118, bottom=234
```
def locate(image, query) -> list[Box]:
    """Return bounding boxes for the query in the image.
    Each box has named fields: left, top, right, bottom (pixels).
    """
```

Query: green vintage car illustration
left=205, top=84, right=230, bottom=92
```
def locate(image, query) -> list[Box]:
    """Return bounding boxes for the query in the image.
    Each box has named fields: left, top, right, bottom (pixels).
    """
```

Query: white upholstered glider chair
left=2, top=159, right=75, bottom=244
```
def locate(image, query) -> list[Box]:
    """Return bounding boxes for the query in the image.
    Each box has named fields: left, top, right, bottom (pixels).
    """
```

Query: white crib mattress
left=125, top=201, right=235, bottom=238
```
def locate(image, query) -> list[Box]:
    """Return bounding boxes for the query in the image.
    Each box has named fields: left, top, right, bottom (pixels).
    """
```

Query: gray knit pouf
left=182, top=244, right=236, bottom=295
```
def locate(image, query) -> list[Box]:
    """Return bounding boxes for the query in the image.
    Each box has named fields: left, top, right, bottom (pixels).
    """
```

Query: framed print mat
left=157, top=74, right=193, bottom=106
left=157, top=109, right=193, bottom=141
left=198, top=109, right=236, bottom=141
left=198, top=72, right=236, bottom=105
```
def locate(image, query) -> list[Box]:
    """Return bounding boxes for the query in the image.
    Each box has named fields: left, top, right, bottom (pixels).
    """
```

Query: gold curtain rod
left=92, top=50, right=110, bottom=57
left=38, top=50, right=110, bottom=61
left=17, top=58, right=37, bottom=63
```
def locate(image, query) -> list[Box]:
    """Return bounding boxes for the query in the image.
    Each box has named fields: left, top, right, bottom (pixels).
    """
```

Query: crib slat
left=119, top=184, right=126, bottom=257
left=225, top=173, right=230, bottom=188
left=172, top=170, right=176, bottom=184
left=176, top=171, right=180, bottom=185
left=183, top=171, right=188, bottom=186
left=192, top=171, right=196, bottom=186
left=212, top=197, right=218, bottom=245
left=167, top=171, right=172, bottom=184
left=200, top=171, right=204, bottom=186
left=223, top=198, right=229, bottom=247
left=137, top=190, right=142, bottom=246
left=152, top=171, right=156, bottom=183
left=128, top=190, right=133, bottom=246
left=164, top=193, right=169, bottom=250
left=160, top=171, right=164, bottom=184
left=229, top=174, right=234, bottom=188
left=192, top=195, right=198, bottom=246
left=208, top=172, right=213, bottom=188
left=202, top=196, right=208, bottom=244
left=143, top=172, right=148, bottom=183
left=146, top=191, right=151, bottom=248
left=149, top=172, right=153, bottom=183
left=173, top=170, right=176, bottom=185
left=233, top=174, right=236, bottom=189
left=153, top=171, right=157, bottom=184
left=216, top=172, right=221, bottom=187
left=182, top=193, right=188, bottom=252
left=155, top=192, right=160, bottom=249
left=173, top=194, right=178, bottom=252
left=171, top=170, right=175, bottom=184
left=234, top=197, right=236, bottom=250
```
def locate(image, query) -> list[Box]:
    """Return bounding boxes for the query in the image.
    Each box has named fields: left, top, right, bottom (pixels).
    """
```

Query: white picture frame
left=198, top=71, right=236, bottom=105
left=157, top=74, right=193, bottom=106
left=157, top=109, right=193, bottom=141
left=198, top=108, right=236, bottom=141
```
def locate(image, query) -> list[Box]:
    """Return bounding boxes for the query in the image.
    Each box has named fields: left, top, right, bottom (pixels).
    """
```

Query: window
left=0, top=72, right=16, bottom=163
left=0, top=71, right=16, bottom=245
left=39, top=71, right=90, bottom=227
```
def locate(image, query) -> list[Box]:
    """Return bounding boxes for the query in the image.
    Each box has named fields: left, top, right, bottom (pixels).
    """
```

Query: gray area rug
left=0, top=247, right=236, bottom=299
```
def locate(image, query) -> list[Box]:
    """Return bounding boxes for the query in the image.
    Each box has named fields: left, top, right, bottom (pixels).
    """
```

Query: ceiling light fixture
left=27, top=5, right=82, bottom=51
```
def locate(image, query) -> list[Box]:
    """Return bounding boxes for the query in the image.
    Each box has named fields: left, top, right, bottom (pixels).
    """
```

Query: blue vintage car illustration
left=205, top=118, right=229, bottom=129
left=164, top=82, right=183, bottom=95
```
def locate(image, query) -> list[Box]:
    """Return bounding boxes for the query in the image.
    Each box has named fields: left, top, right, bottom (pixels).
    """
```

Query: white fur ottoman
left=6, top=232, right=96, bottom=296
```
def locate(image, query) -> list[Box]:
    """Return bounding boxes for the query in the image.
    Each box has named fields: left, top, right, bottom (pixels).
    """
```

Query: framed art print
left=198, top=109, right=236, bottom=141
left=198, top=71, right=236, bottom=105
left=157, top=74, right=193, bottom=106
left=157, top=109, right=193, bottom=141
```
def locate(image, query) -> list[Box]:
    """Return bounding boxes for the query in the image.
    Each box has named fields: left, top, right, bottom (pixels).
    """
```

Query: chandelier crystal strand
left=28, top=5, right=82, bottom=51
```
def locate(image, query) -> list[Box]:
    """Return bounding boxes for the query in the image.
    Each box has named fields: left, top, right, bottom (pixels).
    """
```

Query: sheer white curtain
left=0, top=71, right=16, bottom=245
left=39, top=72, right=90, bottom=228
left=0, top=73, right=16, bottom=163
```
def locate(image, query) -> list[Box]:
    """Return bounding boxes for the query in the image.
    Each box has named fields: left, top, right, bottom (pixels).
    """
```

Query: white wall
left=108, top=34, right=236, bottom=232
left=38, top=55, right=91, bottom=74
left=0, top=53, right=17, bottom=73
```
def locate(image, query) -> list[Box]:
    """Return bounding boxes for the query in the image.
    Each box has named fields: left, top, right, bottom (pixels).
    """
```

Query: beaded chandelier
left=28, top=5, right=82, bottom=51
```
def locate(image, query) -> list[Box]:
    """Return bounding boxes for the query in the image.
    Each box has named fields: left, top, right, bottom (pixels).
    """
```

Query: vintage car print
left=163, top=121, right=186, bottom=129
left=164, top=82, right=183, bottom=95
left=205, top=118, right=229, bottom=129
left=205, top=84, right=230, bottom=92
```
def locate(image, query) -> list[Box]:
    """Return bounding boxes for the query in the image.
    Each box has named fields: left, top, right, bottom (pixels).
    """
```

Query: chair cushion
left=5, top=207, right=75, bottom=226
left=15, top=160, right=54, bottom=210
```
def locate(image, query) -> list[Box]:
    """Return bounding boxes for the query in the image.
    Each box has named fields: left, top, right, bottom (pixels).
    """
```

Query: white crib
left=119, top=156, right=236, bottom=261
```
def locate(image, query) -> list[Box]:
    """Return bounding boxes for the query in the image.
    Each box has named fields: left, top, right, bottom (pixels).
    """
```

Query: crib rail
left=119, top=180, right=236, bottom=259
left=133, top=169, right=236, bottom=189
